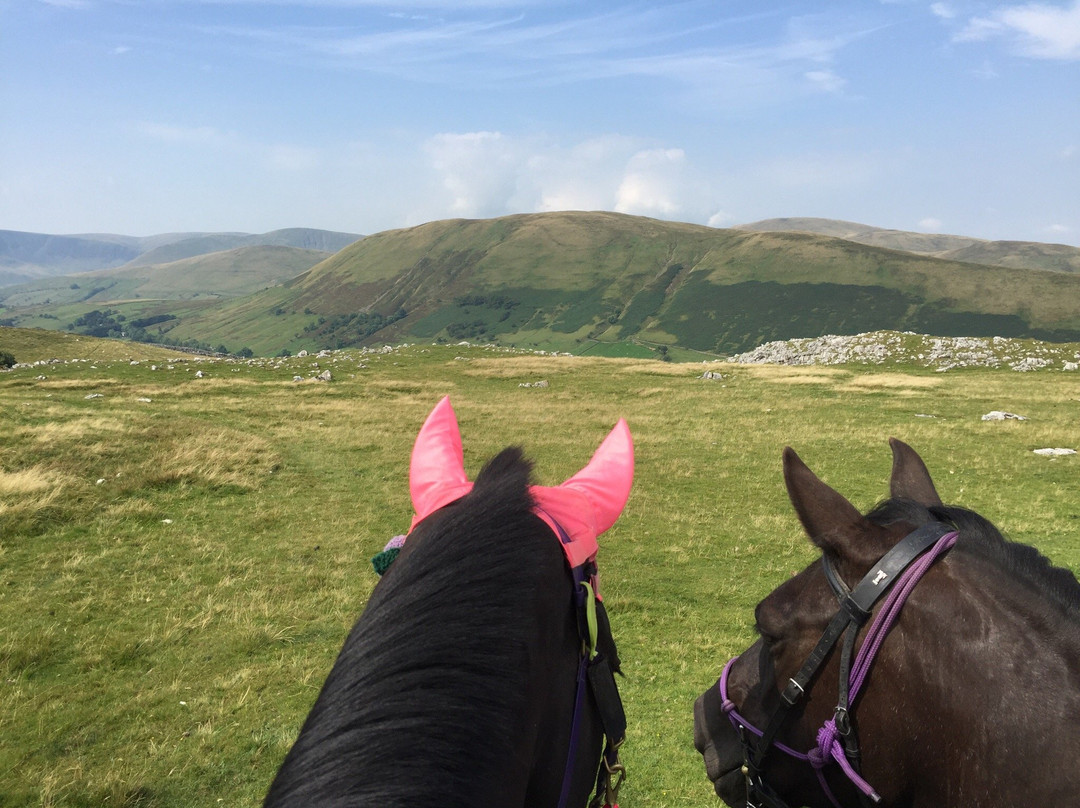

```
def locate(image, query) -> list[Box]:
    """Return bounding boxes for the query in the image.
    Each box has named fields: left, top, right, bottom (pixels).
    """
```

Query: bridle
left=718, top=522, right=959, bottom=808
left=552, top=519, right=627, bottom=808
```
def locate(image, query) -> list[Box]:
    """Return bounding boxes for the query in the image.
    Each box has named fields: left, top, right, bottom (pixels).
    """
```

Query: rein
left=549, top=516, right=627, bottom=808
left=719, top=522, right=958, bottom=808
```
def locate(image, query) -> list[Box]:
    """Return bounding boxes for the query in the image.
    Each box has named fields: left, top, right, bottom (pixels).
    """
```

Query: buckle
left=780, top=678, right=804, bottom=706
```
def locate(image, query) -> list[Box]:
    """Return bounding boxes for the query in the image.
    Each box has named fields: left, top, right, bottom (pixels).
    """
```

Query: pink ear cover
left=407, top=398, right=634, bottom=569
left=409, top=396, right=474, bottom=530
left=532, top=418, right=634, bottom=568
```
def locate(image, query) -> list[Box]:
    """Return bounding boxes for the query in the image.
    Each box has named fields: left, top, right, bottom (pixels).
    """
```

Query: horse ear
left=560, top=418, right=634, bottom=536
left=888, top=438, right=943, bottom=507
left=783, top=447, right=867, bottom=554
left=409, top=396, right=474, bottom=529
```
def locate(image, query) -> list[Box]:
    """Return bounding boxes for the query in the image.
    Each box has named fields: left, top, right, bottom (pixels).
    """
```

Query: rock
left=85, top=393, right=104, bottom=400
left=1065, top=362, right=1078, bottom=371
left=195, top=370, right=205, bottom=378
left=137, top=397, right=152, bottom=403
left=1033, top=448, right=1076, bottom=456
left=297, top=350, right=309, bottom=357
left=981, top=411, right=1027, bottom=421
left=699, top=371, right=724, bottom=380
left=518, top=380, right=549, bottom=388
left=317, top=370, right=332, bottom=381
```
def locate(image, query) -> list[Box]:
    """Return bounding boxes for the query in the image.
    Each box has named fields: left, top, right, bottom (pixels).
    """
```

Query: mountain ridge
left=736, top=217, right=1080, bottom=273
left=0, top=227, right=363, bottom=286
left=5, top=212, right=1079, bottom=358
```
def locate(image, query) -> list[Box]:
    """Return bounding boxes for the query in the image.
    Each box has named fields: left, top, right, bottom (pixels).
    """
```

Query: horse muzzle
left=694, top=684, right=748, bottom=807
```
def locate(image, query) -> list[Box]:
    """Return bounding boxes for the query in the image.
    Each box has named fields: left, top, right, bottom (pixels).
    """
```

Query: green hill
left=0, top=245, right=332, bottom=309
left=738, top=217, right=1080, bottom=273
left=0, top=227, right=363, bottom=285
left=6, top=212, right=1080, bottom=358
left=0, top=325, right=189, bottom=363
left=151, top=212, right=1080, bottom=356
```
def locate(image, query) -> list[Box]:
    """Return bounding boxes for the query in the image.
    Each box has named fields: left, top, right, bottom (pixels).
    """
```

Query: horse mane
left=867, top=498, right=1080, bottom=621
left=265, top=446, right=567, bottom=806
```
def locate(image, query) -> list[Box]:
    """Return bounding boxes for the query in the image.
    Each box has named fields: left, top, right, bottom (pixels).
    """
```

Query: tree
left=0, top=351, right=16, bottom=368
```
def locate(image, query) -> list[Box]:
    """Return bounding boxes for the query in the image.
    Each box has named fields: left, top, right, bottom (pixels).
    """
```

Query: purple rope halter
left=720, top=530, right=959, bottom=807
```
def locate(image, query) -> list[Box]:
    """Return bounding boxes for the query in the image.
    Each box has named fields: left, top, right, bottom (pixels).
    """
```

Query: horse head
left=694, top=438, right=1080, bottom=808
left=266, top=397, right=633, bottom=808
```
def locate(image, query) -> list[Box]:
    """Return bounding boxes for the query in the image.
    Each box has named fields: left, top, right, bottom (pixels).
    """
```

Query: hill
left=0, top=325, right=189, bottom=364
left=0, top=227, right=363, bottom=286
left=140, top=211, right=1080, bottom=357
left=737, top=217, right=1080, bottom=273
left=7, top=212, right=1080, bottom=358
left=0, top=245, right=334, bottom=308
left=125, top=228, right=362, bottom=267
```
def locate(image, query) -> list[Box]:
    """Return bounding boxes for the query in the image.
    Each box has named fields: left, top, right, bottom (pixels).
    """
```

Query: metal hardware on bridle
left=553, top=519, right=627, bottom=808
left=719, top=522, right=959, bottom=808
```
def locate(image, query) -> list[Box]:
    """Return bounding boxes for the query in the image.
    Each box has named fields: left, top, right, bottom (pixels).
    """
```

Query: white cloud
left=708, top=211, right=735, bottom=228
left=1044, top=223, right=1072, bottom=234
left=918, top=217, right=943, bottom=230
left=614, top=149, right=687, bottom=218
left=424, top=131, right=526, bottom=217
left=421, top=132, right=716, bottom=224
left=805, top=69, right=847, bottom=93
left=930, top=3, right=957, bottom=20
left=957, top=1, right=1080, bottom=59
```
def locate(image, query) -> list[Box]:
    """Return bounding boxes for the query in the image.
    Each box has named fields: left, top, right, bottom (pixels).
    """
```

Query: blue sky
left=2, top=0, right=1078, bottom=244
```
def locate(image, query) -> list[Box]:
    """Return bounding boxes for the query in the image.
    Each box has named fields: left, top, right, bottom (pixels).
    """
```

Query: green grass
left=3, top=340, right=1080, bottom=807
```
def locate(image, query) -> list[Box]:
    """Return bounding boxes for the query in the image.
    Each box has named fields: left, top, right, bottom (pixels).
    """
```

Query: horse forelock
left=867, top=497, right=1080, bottom=622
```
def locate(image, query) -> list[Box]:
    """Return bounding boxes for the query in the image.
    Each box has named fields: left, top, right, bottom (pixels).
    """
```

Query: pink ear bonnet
left=405, top=395, right=633, bottom=569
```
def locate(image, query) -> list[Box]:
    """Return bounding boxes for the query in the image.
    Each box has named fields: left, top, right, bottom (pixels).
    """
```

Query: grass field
left=2, top=337, right=1079, bottom=807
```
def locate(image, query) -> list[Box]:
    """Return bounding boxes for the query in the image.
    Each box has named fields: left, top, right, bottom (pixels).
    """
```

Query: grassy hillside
left=162, top=212, right=1080, bottom=356
left=738, top=217, right=1080, bottom=273
left=0, top=246, right=332, bottom=308
left=0, top=325, right=190, bottom=364
left=6, top=212, right=1080, bottom=359
left=126, top=228, right=361, bottom=267
left=2, top=345, right=1079, bottom=807
left=0, top=228, right=363, bottom=285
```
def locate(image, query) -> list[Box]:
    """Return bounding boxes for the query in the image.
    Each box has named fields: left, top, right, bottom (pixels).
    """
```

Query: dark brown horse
left=695, top=439, right=1080, bottom=808
left=264, top=398, right=633, bottom=808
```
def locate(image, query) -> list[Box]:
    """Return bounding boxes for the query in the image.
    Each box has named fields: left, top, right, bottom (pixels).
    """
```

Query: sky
left=2, top=0, right=1078, bottom=244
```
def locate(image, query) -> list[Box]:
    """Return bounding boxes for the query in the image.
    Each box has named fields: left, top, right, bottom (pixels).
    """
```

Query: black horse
left=265, top=397, right=633, bottom=808
left=695, top=438, right=1080, bottom=808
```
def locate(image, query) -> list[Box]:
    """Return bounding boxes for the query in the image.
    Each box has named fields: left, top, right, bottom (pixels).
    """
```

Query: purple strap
left=721, top=530, right=958, bottom=808
left=557, top=652, right=591, bottom=808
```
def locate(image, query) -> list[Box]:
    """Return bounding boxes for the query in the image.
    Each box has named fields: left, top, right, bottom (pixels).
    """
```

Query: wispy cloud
left=956, top=1, right=1080, bottom=60
left=135, top=122, right=321, bottom=171
left=196, top=5, right=869, bottom=107
left=930, top=3, right=957, bottom=20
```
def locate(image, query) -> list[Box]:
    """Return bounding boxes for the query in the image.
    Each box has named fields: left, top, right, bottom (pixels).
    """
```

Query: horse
left=264, top=397, right=633, bottom=808
left=694, top=438, right=1080, bottom=808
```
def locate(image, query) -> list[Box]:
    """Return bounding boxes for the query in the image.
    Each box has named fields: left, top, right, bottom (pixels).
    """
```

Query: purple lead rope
left=722, top=530, right=959, bottom=808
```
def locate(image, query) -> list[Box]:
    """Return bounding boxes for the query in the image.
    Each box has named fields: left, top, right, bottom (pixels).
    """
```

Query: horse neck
left=867, top=552, right=1080, bottom=806
left=265, top=516, right=581, bottom=807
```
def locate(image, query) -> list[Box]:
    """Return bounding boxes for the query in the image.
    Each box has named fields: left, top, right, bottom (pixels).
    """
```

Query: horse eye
left=755, top=622, right=779, bottom=649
